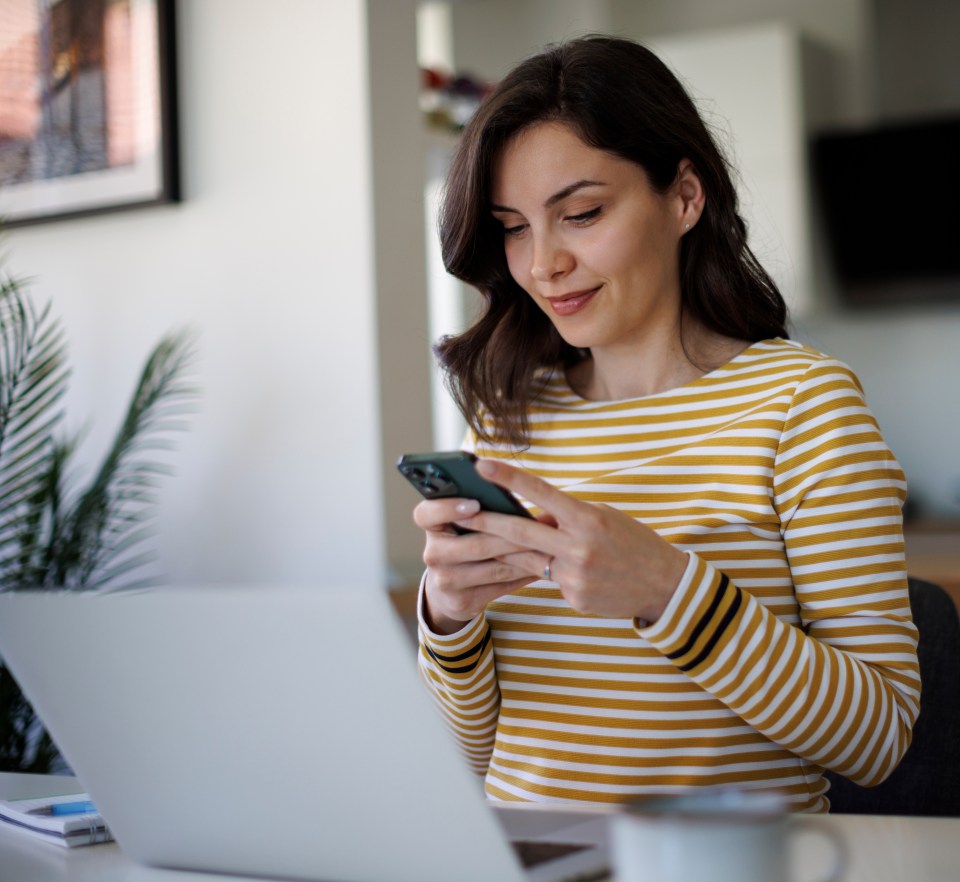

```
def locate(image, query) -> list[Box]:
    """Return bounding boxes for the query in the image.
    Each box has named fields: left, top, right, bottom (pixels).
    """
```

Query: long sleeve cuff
left=417, top=572, right=491, bottom=676
left=637, top=552, right=742, bottom=674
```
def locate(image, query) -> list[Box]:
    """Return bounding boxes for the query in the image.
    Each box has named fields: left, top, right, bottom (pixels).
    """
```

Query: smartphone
left=396, top=451, right=533, bottom=531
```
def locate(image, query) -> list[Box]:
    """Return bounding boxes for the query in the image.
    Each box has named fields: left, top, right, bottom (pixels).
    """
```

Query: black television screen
left=811, top=117, right=960, bottom=298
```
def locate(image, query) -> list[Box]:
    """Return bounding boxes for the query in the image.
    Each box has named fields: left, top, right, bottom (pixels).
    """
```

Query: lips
left=546, top=286, right=600, bottom=317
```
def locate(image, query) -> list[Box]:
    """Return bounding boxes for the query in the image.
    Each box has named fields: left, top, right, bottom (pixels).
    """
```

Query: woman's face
left=490, top=122, right=694, bottom=355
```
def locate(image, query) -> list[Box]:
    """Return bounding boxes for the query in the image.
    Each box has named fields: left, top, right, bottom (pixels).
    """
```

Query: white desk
left=2, top=773, right=958, bottom=881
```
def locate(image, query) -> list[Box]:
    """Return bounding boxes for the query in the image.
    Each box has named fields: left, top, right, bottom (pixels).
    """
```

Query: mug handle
left=789, top=818, right=847, bottom=882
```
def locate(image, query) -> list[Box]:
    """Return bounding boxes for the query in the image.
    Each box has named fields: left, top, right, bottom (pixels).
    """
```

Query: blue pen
left=28, top=800, right=98, bottom=816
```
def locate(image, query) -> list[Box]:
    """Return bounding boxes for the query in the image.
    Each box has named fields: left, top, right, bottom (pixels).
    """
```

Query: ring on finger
left=543, top=556, right=553, bottom=581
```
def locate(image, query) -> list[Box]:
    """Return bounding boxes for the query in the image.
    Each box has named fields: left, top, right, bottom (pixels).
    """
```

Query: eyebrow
left=490, top=178, right=606, bottom=214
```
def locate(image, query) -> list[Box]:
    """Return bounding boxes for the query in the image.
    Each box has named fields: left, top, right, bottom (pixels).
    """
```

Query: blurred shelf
left=905, top=520, right=960, bottom=610
left=389, top=584, right=420, bottom=643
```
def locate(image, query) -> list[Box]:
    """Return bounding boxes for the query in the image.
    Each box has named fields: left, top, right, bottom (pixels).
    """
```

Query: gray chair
left=824, top=577, right=960, bottom=816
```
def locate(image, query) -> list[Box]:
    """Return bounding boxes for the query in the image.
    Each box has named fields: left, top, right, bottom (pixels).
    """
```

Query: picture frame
left=0, top=0, right=179, bottom=227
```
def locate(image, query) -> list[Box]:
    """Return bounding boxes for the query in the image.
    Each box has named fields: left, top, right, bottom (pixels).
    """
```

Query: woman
left=412, top=35, right=918, bottom=812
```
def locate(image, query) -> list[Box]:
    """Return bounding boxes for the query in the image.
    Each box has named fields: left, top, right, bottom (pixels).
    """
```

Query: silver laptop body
left=0, top=586, right=609, bottom=882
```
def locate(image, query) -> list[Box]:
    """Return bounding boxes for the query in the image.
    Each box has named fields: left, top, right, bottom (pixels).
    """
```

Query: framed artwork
left=0, top=0, right=179, bottom=227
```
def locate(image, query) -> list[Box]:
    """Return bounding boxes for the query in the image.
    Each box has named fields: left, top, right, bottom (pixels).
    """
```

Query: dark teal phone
left=397, top=451, right=533, bottom=531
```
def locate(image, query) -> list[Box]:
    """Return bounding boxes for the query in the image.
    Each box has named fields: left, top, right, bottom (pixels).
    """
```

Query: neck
left=569, top=324, right=749, bottom=402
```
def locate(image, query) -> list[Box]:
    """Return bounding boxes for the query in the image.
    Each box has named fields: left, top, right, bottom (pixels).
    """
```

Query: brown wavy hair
left=436, top=34, right=788, bottom=447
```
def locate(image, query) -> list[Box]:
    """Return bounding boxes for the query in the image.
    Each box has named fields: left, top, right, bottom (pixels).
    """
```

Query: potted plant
left=0, top=249, right=197, bottom=773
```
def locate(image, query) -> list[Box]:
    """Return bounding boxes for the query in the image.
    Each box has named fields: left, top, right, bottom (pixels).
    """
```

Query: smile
left=546, top=287, right=600, bottom=317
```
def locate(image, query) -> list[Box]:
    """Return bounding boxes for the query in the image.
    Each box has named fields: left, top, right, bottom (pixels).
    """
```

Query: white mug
left=611, top=790, right=845, bottom=882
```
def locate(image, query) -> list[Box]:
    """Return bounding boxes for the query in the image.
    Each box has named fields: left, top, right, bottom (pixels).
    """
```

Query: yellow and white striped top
left=417, top=338, right=919, bottom=812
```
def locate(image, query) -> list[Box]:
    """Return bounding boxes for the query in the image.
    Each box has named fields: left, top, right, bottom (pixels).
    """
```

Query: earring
left=684, top=223, right=691, bottom=230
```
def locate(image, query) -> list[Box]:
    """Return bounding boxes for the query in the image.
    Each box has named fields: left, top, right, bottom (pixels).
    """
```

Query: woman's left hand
left=458, top=459, right=688, bottom=623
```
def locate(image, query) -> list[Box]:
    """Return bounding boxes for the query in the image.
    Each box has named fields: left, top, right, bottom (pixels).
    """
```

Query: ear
left=674, top=159, right=705, bottom=234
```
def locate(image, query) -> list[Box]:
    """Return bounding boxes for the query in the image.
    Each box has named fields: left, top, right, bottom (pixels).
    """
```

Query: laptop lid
left=0, top=587, right=607, bottom=882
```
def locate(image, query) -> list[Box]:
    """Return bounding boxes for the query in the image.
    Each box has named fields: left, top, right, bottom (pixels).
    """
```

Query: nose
left=530, top=232, right=574, bottom=283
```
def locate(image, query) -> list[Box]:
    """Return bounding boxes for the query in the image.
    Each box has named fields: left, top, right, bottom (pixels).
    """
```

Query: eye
left=501, top=222, right=528, bottom=238
left=567, top=206, right=602, bottom=226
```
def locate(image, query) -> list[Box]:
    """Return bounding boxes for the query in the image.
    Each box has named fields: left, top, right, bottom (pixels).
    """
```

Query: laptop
left=0, top=586, right=610, bottom=882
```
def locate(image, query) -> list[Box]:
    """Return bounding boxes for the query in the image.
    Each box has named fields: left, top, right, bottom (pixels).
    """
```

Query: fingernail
left=475, top=459, right=496, bottom=477
left=455, top=499, right=480, bottom=515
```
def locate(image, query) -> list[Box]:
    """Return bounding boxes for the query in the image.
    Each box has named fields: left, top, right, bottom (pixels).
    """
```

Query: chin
left=546, top=318, right=591, bottom=347
left=553, top=325, right=610, bottom=351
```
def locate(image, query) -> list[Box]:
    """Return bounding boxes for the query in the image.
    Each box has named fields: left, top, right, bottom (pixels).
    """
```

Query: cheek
left=503, top=240, right=530, bottom=287
left=593, top=228, right=677, bottom=284
left=582, top=236, right=635, bottom=279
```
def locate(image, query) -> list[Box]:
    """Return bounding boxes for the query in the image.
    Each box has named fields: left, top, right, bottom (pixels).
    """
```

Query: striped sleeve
left=417, top=576, right=501, bottom=775
left=641, top=360, right=918, bottom=786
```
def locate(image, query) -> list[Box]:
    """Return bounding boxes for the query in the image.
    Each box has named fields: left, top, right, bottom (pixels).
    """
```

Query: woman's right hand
left=413, top=497, right=543, bottom=635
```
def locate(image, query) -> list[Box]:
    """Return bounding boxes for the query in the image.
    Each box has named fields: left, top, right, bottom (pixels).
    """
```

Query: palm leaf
left=0, top=276, right=70, bottom=589
left=0, top=273, right=198, bottom=592
left=59, top=331, right=198, bottom=590
left=10, top=437, right=78, bottom=589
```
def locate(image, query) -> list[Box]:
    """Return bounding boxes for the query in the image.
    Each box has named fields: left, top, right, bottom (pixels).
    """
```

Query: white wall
left=611, top=0, right=877, bottom=126
left=5, top=0, right=391, bottom=589
left=875, top=0, right=960, bottom=118
left=450, top=0, right=612, bottom=79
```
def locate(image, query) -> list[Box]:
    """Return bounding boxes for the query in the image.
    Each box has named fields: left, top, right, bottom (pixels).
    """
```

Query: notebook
left=0, top=792, right=112, bottom=847
left=0, top=586, right=610, bottom=882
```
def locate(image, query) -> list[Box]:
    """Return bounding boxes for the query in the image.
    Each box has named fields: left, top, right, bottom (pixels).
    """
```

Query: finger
left=463, top=505, right=569, bottom=562
left=426, top=576, right=538, bottom=626
left=498, top=549, right=557, bottom=582
left=475, top=459, right=583, bottom=524
left=451, top=559, right=535, bottom=590
left=413, top=497, right=481, bottom=531
left=462, top=507, right=561, bottom=558
left=425, top=528, right=533, bottom=567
